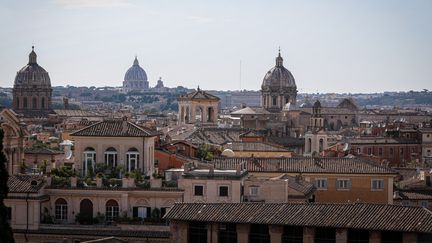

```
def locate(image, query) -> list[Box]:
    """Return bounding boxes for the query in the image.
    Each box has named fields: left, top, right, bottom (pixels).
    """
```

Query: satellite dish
left=342, top=143, right=349, bottom=152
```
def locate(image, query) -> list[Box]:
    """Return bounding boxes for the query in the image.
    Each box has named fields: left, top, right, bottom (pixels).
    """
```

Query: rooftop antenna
left=239, top=60, right=242, bottom=91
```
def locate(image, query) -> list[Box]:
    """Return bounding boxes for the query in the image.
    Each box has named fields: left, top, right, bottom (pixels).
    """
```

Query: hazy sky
left=0, top=0, right=431, bottom=93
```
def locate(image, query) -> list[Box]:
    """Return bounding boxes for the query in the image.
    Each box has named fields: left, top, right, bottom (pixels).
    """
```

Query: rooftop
left=212, top=157, right=397, bottom=175
left=70, top=119, right=158, bottom=137
left=8, top=175, right=45, bottom=193
left=164, top=202, right=432, bottom=233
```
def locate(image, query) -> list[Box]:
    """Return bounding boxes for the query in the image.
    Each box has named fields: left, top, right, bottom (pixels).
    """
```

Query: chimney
left=122, top=117, right=128, bottom=134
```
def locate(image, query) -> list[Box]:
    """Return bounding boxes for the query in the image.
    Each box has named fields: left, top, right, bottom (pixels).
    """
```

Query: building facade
left=177, top=87, right=220, bottom=125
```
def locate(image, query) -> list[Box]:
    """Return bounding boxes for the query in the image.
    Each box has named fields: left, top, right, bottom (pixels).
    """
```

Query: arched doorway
left=79, top=199, right=93, bottom=224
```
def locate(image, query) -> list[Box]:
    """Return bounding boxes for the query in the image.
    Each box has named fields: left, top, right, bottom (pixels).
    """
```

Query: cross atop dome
left=276, top=47, right=283, bottom=67
left=29, top=46, right=37, bottom=64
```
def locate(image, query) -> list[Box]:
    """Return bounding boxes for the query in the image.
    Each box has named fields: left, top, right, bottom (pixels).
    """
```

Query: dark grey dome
left=261, top=52, right=296, bottom=91
left=124, top=57, right=148, bottom=82
left=14, top=47, right=51, bottom=88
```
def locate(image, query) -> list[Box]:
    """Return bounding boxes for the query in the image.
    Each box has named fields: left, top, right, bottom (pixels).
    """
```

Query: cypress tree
left=0, top=129, right=15, bottom=242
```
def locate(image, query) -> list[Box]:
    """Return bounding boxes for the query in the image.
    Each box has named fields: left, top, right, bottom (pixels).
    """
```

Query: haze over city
left=0, top=0, right=431, bottom=92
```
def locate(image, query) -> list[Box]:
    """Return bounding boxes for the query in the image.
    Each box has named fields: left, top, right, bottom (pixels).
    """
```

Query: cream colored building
left=70, top=118, right=158, bottom=177
left=177, top=87, right=220, bottom=125
left=5, top=175, right=180, bottom=242
left=178, top=163, right=248, bottom=203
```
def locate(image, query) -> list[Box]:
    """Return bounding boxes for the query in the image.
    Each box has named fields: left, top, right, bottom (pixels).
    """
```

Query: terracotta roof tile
left=212, top=157, right=396, bottom=174
left=8, top=175, right=45, bottom=193
left=71, top=119, right=157, bottom=137
left=164, top=202, right=432, bottom=233
left=177, top=89, right=220, bottom=101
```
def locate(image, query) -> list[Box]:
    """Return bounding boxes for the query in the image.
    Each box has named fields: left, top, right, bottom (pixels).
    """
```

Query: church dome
left=261, top=50, right=296, bottom=92
left=124, top=57, right=148, bottom=82
left=14, top=46, right=51, bottom=88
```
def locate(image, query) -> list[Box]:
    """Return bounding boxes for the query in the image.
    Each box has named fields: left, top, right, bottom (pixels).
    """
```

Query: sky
left=0, top=0, right=431, bottom=93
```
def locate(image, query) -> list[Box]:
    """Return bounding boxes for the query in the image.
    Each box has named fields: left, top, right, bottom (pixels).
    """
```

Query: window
left=371, top=179, right=384, bottom=190
left=194, top=185, right=204, bottom=196
left=126, top=147, right=139, bottom=172
left=250, top=186, right=259, bottom=196
left=367, top=148, right=372, bottom=155
left=400, top=148, right=404, bottom=156
left=55, top=198, right=68, bottom=221
left=421, top=201, right=428, bottom=208
left=133, top=206, right=151, bottom=219
left=378, top=148, right=383, bottom=156
left=390, top=148, right=394, bottom=155
left=336, top=179, right=351, bottom=190
left=105, top=200, right=119, bottom=222
left=104, top=147, right=118, bottom=168
left=83, top=147, right=96, bottom=176
left=219, top=186, right=229, bottom=197
left=272, top=97, right=277, bottom=106
left=32, top=97, right=37, bottom=109
left=315, top=178, right=328, bottom=190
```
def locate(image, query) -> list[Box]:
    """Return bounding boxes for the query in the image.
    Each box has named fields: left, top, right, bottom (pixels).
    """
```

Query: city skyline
left=0, top=0, right=431, bottom=93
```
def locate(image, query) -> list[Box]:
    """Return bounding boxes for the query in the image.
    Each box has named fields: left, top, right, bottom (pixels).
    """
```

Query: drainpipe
left=25, top=192, right=29, bottom=243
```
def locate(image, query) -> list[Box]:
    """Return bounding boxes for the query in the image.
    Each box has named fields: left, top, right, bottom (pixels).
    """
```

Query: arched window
left=55, top=198, right=68, bottom=221
left=106, top=200, right=119, bottom=222
left=83, top=147, right=96, bottom=176
left=105, top=147, right=117, bottom=168
left=41, top=97, right=45, bottom=109
left=32, top=97, right=37, bottom=109
left=308, top=138, right=312, bottom=153
left=126, top=147, right=139, bottom=172
left=23, top=97, right=27, bottom=108
left=15, top=97, right=19, bottom=109
left=272, top=97, right=277, bottom=106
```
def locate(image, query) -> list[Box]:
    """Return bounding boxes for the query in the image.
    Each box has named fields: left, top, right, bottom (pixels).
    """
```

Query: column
left=207, top=223, right=218, bottom=243
left=303, top=227, right=314, bottom=243
left=402, top=232, right=417, bottom=243
left=335, top=228, right=347, bottom=243
left=269, top=225, right=283, bottom=243
left=237, top=224, right=250, bottom=243
left=190, top=104, right=196, bottom=123
left=369, top=231, right=381, bottom=243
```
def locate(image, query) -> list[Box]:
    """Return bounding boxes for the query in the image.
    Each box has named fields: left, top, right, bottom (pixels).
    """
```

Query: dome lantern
left=29, top=46, right=37, bottom=64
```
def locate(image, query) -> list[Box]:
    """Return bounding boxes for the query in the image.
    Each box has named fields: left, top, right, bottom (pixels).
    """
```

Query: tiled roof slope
left=395, top=190, right=432, bottom=200
left=70, top=119, right=157, bottom=137
left=223, top=142, right=290, bottom=152
left=177, top=88, right=220, bottom=101
left=8, top=175, right=45, bottom=193
left=165, top=202, right=432, bottom=233
left=212, top=157, right=396, bottom=174
left=274, top=174, right=315, bottom=195
left=24, top=147, right=63, bottom=155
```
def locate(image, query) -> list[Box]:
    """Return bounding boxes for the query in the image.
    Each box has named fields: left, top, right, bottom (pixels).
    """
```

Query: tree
left=0, top=130, right=15, bottom=242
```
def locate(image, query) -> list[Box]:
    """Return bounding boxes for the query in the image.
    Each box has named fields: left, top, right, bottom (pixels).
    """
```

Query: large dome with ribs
left=124, top=57, right=148, bottom=82
left=13, top=46, right=51, bottom=88
left=261, top=51, right=296, bottom=91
